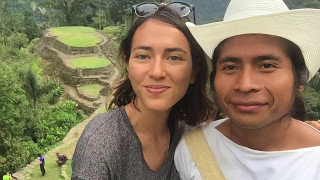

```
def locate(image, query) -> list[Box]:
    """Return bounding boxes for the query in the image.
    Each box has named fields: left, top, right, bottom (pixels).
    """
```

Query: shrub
left=302, top=87, right=320, bottom=120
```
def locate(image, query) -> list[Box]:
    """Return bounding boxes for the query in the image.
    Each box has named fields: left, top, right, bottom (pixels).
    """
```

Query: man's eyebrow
left=254, top=55, right=280, bottom=62
left=165, top=48, right=187, bottom=54
left=132, top=46, right=152, bottom=51
left=217, top=56, right=240, bottom=64
left=217, top=55, right=281, bottom=64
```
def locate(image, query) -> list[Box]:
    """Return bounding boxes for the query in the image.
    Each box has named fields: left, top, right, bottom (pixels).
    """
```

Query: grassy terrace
left=49, top=26, right=102, bottom=47
left=78, top=84, right=104, bottom=97
left=69, top=57, right=111, bottom=68
left=29, top=140, right=77, bottom=180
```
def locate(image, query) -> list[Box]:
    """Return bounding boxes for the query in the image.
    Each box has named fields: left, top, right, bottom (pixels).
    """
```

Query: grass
left=49, top=26, right=102, bottom=47
left=66, top=160, right=72, bottom=179
left=59, top=141, right=78, bottom=179
left=102, top=26, right=121, bottom=35
left=78, top=84, right=104, bottom=96
left=29, top=140, right=78, bottom=180
left=30, top=155, right=64, bottom=180
left=96, top=106, right=107, bottom=114
left=69, top=57, right=111, bottom=68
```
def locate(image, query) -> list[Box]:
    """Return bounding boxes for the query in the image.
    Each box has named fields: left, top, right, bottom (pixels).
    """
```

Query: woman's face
left=127, top=19, right=195, bottom=112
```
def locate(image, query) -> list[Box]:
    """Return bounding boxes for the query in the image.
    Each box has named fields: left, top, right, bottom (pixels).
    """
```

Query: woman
left=71, top=5, right=215, bottom=180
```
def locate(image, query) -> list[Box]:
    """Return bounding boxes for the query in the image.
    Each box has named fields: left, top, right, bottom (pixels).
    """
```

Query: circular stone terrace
left=37, top=26, right=119, bottom=115
left=13, top=26, right=121, bottom=179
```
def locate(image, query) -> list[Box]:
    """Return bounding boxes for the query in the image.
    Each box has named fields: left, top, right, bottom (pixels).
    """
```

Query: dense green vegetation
left=1, top=0, right=320, bottom=177
left=0, top=45, right=86, bottom=175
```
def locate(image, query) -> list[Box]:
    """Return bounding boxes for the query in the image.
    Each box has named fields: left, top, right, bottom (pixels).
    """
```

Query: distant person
left=2, top=172, right=12, bottom=180
left=56, top=152, right=68, bottom=166
left=38, top=154, right=45, bottom=176
left=175, top=0, right=320, bottom=179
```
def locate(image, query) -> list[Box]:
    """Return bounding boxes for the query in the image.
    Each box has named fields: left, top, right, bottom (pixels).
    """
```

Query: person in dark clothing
left=38, top=154, right=45, bottom=176
left=56, top=153, right=68, bottom=166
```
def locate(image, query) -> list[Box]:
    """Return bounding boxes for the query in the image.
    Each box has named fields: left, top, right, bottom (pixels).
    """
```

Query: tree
left=309, top=71, right=320, bottom=92
left=0, top=0, right=11, bottom=46
left=302, top=87, right=320, bottom=120
left=303, top=1, right=320, bottom=8
left=22, top=69, right=39, bottom=109
left=92, top=8, right=110, bottom=30
left=21, top=68, right=61, bottom=109
left=108, top=0, right=146, bottom=24
left=29, top=0, right=93, bottom=26
left=0, top=62, right=32, bottom=175
left=7, top=32, right=29, bottom=50
left=21, top=67, right=66, bottom=109
left=23, top=10, right=42, bottom=41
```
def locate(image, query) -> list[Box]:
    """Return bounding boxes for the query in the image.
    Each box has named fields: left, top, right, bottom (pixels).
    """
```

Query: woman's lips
left=145, top=85, right=169, bottom=94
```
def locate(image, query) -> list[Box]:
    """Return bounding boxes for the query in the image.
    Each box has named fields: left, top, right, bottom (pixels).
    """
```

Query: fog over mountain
left=183, top=0, right=316, bottom=25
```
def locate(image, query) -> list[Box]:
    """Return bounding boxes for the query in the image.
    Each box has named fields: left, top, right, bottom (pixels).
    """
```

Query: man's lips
left=145, top=85, right=169, bottom=94
left=230, top=101, right=267, bottom=112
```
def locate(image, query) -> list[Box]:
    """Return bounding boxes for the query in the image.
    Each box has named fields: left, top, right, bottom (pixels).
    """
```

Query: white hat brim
left=188, top=9, right=320, bottom=80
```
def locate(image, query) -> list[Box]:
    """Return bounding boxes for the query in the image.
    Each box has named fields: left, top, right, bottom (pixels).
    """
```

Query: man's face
left=214, top=34, right=295, bottom=129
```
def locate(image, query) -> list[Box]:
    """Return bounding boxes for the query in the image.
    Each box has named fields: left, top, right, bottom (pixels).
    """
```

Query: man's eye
left=260, top=63, right=277, bottom=69
left=222, top=65, right=237, bottom=71
left=261, top=64, right=272, bottom=68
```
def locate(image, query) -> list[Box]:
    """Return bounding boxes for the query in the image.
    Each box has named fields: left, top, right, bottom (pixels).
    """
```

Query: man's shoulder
left=290, top=120, right=320, bottom=148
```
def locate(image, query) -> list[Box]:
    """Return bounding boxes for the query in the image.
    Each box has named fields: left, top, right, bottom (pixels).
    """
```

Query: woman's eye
left=136, top=55, right=148, bottom=60
left=168, top=56, right=181, bottom=61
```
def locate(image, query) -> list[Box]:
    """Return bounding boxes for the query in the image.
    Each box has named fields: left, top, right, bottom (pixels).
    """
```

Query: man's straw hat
left=188, top=0, right=320, bottom=80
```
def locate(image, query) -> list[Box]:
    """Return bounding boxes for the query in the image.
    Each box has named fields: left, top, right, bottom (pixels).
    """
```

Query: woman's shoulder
left=78, top=106, right=129, bottom=143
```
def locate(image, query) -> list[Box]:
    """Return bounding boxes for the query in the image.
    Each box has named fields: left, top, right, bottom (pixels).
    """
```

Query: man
left=56, top=152, right=68, bottom=166
left=175, top=0, right=320, bottom=179
left=39, top=154, right=45, bottom=176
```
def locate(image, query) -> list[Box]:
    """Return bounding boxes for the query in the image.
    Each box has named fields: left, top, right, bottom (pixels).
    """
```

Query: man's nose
left=234, top=68, right=261, bottom=93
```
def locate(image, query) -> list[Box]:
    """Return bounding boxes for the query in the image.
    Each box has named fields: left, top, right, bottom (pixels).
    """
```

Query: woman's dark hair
left=107, top=7, right=216, bottom=126
left=210, top=34, right=309, bottom=120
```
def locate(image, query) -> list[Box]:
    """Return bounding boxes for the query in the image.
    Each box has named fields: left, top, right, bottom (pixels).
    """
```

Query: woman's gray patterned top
left=72, top=106, right=184, bottom=180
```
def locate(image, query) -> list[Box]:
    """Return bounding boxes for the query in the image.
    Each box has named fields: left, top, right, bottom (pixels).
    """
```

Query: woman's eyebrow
left=132, top=46, right=152, bottom=51
left=165, top=48, right=187, bottom=54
